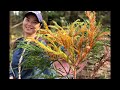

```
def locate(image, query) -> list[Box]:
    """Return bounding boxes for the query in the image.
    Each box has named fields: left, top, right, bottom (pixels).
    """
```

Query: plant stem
left=73, top=67, right=76, bottom=79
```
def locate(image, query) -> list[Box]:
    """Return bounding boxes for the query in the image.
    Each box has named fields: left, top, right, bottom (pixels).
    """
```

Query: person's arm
left=9, top=37, right=24, bottom=79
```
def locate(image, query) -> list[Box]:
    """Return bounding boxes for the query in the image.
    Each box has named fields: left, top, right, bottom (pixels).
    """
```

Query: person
left=9, top=11, right=73, bottom=79
left=9, top=11, right=56, bottom=79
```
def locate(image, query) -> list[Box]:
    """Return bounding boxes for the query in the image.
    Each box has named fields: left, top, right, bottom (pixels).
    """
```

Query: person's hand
left=9, top=76, right=14, bottom=79
left=53, top=60, right=73, bottom=76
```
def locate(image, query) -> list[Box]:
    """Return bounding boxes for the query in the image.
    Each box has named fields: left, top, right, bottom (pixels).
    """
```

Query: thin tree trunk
left=10, top=22, right=22, bottom=29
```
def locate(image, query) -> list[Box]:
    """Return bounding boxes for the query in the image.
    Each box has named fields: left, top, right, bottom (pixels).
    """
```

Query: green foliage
left=92, top=41, right=104, bottom=53
left=32, top=68, right=58, bottom=79
left=87, top=41, right=105, bottom=64
left=16, top=40, right=52, bottom=72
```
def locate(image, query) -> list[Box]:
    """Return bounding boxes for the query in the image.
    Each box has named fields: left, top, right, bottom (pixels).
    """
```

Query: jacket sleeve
left=9, top=38, right=23, bottom=78
left=9, top=48, right=24, bottom=79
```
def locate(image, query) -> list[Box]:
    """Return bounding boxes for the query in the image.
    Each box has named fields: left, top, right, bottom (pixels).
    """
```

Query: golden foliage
left=26, top=11, right=110, bottom=79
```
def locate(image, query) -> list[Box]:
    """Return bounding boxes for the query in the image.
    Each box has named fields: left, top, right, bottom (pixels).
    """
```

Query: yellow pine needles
left=25, top=11, right=110, bottom=79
